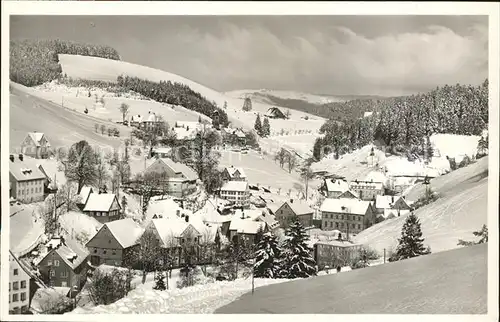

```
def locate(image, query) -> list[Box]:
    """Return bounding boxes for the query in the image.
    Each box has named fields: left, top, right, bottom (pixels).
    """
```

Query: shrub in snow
left=153, top=271, right=167, bottom=291
left=177, top=264, right=206, bottom=289
left=350, top=246, right=380, bottom=269
left=88, top=268, right=134, bottom=305
left=389, top=212, right=431, bottom=262
left=279, top=220, right=317, bottom=278
left=253, top=232, right=282, bottom=278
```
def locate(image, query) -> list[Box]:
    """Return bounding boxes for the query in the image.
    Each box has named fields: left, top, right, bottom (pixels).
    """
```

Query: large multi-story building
left=349, top=179, right=384, bottom=201
left=273, top=199, right=314, bottom=229
left=9, top=154, right=47, bottom=203
left=220, top=181, right=249, bottom=205
left=9, top=251, right=32, bottom=314
left=143, top=157, right=199, bottom=197
left=320, top=198, right=376, bottom=237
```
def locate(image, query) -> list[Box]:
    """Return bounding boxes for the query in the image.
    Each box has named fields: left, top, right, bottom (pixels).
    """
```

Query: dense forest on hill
left=10, top=39, right=120, bottom=86
left=313, top=80, right=489, bottom=160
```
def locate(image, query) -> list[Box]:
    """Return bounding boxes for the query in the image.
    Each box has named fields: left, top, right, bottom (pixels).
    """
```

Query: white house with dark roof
left=222, top=166, right=247, bottom=182
left=320, top=198, right=376, bottom=236
left=9, top=250, right=33, bottom=313
left=143, top=158, right=199, bottom=197
left=82, top=193, right=121, bottom=224
left=9, top=154, right=48, bottom=203
left=375, top=195, right=411, bottom=220
left=20, top=132, right=51, bottom=159
left=86, top=218, right=143, bottom=267
left=220, top=181, right=249, bottom=205
left=349, top=179, right=385, bottom=201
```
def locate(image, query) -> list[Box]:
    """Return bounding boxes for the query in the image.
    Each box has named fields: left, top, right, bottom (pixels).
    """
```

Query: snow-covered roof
left=221, top=181, right=248, bottom=192
left=78, top=186, right=94, bottom=205
left=285, top=200, right=314, bottom=215
left=375, top=195, right=402, bottom=210
left=363, top=111, right=373, bottom=118
left=9, top=157, right=47, bottom=182
left=145, top=112, right=157, bottom=122
left=104, top=218, right=143, bottom=248
left=229, top=216, right=266, bottom=234
left=131, top=115, right=143, bottom=123
left=364, top=171, right=387, bottom=185
left=152, top=158, right=199, bottom=181
left=225, top=166, right=247, bottom=179
left=146, top=199, right=191, bottom=221
left=54, top=238, right=89, bottom=270
left=27, top=132, right=50, bottom=147
left=234, top=208, right=264, bottom=221
left=320, top=198, right=372, bottom=215
left=382, top=208, right=410, bottom=219
left=153, top=147, right=172, bottom=154
left=149, top=217, right=201, bottom=246
left=83, top=193, right=120, bottom=212
left=325, top=178, right=349, bottom=193
left=338, top=190, right=360, bottom=199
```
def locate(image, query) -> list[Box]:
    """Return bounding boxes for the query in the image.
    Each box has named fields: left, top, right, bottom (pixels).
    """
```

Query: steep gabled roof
left=78, top=186, right=94, bottom=205
left=102, top=218, right=143, bottom=248
left=225, top=166, right=247, bottom=179
left=26, top=132, right=50, bottom=147
left=83, top=193, right=120, bottom=212
left=320, top=198, right=372, bottom=215
left=325, top=179, right=349, bottom=193
left=221, top=181, right=248, bottom=192
left=284, top=200, right=314, bottom=216
left=9, top=157, right=47, bottom=182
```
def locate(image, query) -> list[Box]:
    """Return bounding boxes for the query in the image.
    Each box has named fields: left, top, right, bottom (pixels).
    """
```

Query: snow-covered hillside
left=225, top=89, right=344, bottom=105
left=354, top=157, right=488, bottom=254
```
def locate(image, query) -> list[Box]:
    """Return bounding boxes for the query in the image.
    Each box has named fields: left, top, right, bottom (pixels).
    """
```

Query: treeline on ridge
left=313, top=79, right=489, bottom=160
left=10, top=39, right=121, bottom=87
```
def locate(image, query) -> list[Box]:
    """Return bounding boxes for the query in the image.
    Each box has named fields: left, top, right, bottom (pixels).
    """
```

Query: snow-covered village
left=3, top=11, right=496, bottom=317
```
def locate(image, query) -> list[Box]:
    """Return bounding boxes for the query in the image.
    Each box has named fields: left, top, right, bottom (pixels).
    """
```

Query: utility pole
left=383, top=248, right=386, bottom=264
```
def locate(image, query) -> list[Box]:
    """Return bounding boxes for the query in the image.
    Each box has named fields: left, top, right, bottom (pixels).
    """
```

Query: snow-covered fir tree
left=254, top=114, right=262, bottom=136
left=280, top=219, right=317, bottom=278
left=389, top=212, right=431, bottom=262
left=262, top=117, right=271, bottom=137
left=243, top=97, right=252, bottom=111
left=153, top=271, right=166, bottom=291
left=253, top=232, right=282, bottom=278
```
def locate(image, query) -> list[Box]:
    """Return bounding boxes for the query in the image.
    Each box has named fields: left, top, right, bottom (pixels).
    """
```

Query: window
left=103, top=250, right=107, bottom=255
left=61, top=271, right=68, bottom=278
left=94, top=249, right=97, bottom=253
left=12, top=294, right=19, bottom=302
left=21, top=293, right=26, bottom=302
left=358, top=224, right=361, bottom=229
left=9, top=283, right=11, bottom=291
left=21, top=281, right=26, bottom=289
left=50, top=270, right=55, bottom=277
left=13, top=268, right=19, bottom=275
left=13, top=282, right=19, bottom=290
left=47, top=260, right=52, bottom=266
left=61, top=281, right=67, bottom=287
left=54, top=260, right=60, bottom=267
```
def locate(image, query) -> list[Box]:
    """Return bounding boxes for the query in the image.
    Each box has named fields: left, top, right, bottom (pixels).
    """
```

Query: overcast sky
left=10, top=15, right=488, bottom=96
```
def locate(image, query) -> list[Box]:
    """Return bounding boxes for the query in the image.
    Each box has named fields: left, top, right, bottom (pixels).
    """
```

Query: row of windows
left=221, top=191, right=246, bottom=195
left=323, top=213, right=362, bottom=221
left=47, top=259, right=60, bottom=267
left=17, top=187, right=43, bottom=195
left=350, top=185, right=382, bottom=190
left=9, top=292, right=27, bottom=303
left=93, top=248, right=118, bottom=255
left=48, top=270, right=68, bottom=278
left=324, top=221, right=362, bottom=230
left=18, top=180, right=43, bottom=187
left=9, top=281, right=27, bottom=291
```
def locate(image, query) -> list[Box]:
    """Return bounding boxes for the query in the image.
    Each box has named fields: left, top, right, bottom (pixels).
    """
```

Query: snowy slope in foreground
left=355, top=160, right=488, bottom=254
left=68, top=278, right=290, bottom=314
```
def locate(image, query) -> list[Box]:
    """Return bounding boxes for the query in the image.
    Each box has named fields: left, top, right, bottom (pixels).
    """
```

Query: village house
left=320, top=198, right=376, bottom=237
left=9, top=251, right=33, bottom=314
left=86, top=218, right=143, bottom=267
left=20, top=132, right=51, bottom=159
left=349, top=179, right=384, bottom=201
left=82, top=192, right=121, bottom=224
left=322, top=178, right=349, bottom=199
left=130, top=111, right=164, bottom=132
left=76, top=186, right=94, bottom=210
left=222, top=127, right=247, bottom=146
left=265, top=107, right=287, bottom=119
left=374, top=195, right=411, bottom=221
left=313, top=240, right=362, bottom=270
left=9, top=154, right=47, bottom=203
left=338, top=190, right=359, bottom=199
left=220, top=181, right=250, bottom=205
left=143, top=157, right=199, bottom=197
left=222, top=166, right=247, bottom=182
left=152, top=147, right=173, bottom=159
left=228, top=209, right=271, bottom=244
left=37, top=237, right=89, bottom=293
left=273, top=199, right=314, bottom=229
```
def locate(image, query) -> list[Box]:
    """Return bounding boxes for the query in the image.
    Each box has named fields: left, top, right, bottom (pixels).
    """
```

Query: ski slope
left=355, top=158, right=488, bottom=254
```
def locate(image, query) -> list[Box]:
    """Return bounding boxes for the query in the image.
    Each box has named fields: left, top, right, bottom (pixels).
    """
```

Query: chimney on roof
left=10, top=154, right=14, bottom=162
left=391, top=196, right=394, bottom=203
left=176, top=209, right=181, bottom=217
left=185, top=215, right=189, bottom=223
left=290, top=199, right=293, bottom=204
left=19, top=154, right=24, bottom=161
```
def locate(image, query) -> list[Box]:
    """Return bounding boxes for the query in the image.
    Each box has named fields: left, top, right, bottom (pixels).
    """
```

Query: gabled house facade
left=86, top=218, right=143, bottom=267
left=37, top=238, right=89, bottom=293
left=349, top=180, right=384, bottom=201
left=82, top=193, right=121, bottom=224
left=274, top=199, right=314, bottom=229
left=322, top=178, right=349, bottom=199
left=228, top=210, right=269, bottom=245
left=143, top=158, right=198, bottom=197
left=20, top=132, right=51, bottom=159
left=222, top=166, right=247, bottom=182
left=265, top=107, right=287, bottom=119
left=220, top=181, right=249, bottom=205
left=9, top=154, right=48, bottom=203
left=375, top=195, right=411, bottom=221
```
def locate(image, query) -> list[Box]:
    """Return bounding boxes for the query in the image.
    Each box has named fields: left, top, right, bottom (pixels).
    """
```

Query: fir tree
left=120, top=195, right=128, bottom=219
left=262, top=117, right=271, bottom=137
left=242, top=97, right=253, bottom=112
left=458, top=224, right=488, bottom=246
left=389, top=212, right=431, bottom=262
left=425, top=136, right=434, bottom=162
left=280, top=220, right=317, bottom=278
left=223, top=101, right=228, bottom=109
left=153, top=271, right=167, bottom=291
left=253, top=232, right=282, bottom=278
left=476, top=136, right=488, bottom=159
left=254, top=114, right=262, bottom=136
